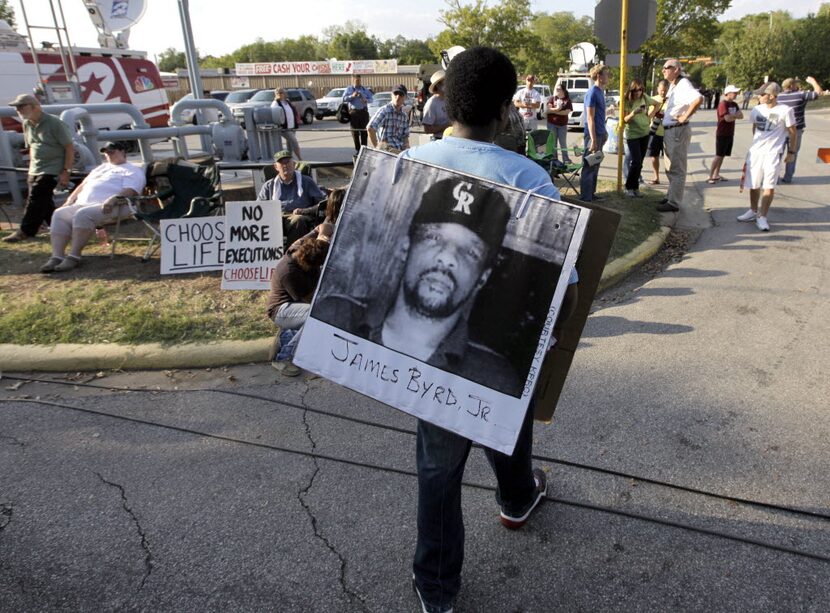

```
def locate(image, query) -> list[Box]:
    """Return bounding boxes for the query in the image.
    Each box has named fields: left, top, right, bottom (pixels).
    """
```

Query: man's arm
left=586, top=105, right=598, bottom=152
left=678, top=91, right=703, bottom=124
left=806, top=76, right=824, bottom=95
left=101, top=188, right=140, bottom=214
left=59, top=142, right=74, bottom=187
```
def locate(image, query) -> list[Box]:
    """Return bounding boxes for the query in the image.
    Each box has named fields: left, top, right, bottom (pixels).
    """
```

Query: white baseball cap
left=724, top=85, right=741, bottom=95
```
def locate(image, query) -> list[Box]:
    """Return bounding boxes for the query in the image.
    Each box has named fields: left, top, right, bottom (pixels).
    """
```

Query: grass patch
left=559, top=178, right=663, bottom=261
left=1, top=178, right=661, bottom=346
left=0, top=225, right=272, bottom=346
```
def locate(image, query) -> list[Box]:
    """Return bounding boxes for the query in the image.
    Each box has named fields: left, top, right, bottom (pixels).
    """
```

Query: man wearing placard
left=400, top=47, right=576, bottom=613
left=257, top=150, right=325, bottom=246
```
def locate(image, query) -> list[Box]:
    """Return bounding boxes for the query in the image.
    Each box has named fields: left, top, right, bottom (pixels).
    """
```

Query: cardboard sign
left=160, top=217, right=226, bottom=274
left=221, top=201, right=284, bottom=290
left=533, top=201, right=621, bottom=422
left=294, top=150, right=589, bottom=454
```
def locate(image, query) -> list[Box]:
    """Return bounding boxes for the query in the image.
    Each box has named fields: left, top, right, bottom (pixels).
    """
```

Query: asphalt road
left=1, top=107, right=829, bottom=611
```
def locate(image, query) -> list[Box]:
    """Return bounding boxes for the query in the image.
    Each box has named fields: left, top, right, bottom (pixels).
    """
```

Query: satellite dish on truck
left=569, top=42, right=597, bottom=72
left=83, top=0, right=147, bottom=48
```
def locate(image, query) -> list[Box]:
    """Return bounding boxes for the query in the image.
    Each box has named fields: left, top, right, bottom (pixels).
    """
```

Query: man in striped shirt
left=368, top=84, right=410, bottom=153
left=778, top=76, right=826, bottom=183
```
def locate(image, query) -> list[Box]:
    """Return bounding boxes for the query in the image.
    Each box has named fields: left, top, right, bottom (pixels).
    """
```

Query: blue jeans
left=580, top=133, right=607, bottom=201
left=547, top=123, right=571, bottom=162
left=782, top=127, right=803, bottom=182
left=413, top=403, right=536, bottom=607
left=272, top=302, right=310, bottom=360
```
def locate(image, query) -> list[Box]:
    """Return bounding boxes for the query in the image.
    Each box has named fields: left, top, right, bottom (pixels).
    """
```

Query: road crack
left=0, top=502, right=12, bottom=533
left=95, top=473, right=153, bottom=593
left=297, top=381, right=368, bottom=611
left=0, top=435, right=25, bottom=447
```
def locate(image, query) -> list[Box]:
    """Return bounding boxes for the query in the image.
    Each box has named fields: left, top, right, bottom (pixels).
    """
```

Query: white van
left=553, top=73, right=592, bottom=130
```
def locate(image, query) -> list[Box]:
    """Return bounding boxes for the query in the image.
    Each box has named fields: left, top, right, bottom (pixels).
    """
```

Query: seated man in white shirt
left=40, top=141, right=146, bottom=273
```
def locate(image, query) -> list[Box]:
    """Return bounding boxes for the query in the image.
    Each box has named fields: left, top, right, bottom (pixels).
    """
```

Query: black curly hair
left=445, top=47, right=517, bottom=128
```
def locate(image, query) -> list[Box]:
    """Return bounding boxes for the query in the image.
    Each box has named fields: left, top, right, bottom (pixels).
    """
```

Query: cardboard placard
left=294, top=150, right=589, bottom=454
left=160, top=217, right=226, bottom=274
left=221, top=201, right=284, bottom=290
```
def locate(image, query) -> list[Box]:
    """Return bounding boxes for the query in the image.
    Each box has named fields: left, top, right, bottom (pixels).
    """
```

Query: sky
left=6, top=0, right=825, bottom=62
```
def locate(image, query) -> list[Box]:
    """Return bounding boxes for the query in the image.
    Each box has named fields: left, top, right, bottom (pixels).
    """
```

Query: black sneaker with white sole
left=499, top=468, right=548, bottom=530
left=412, top=576, right=454, bottom=613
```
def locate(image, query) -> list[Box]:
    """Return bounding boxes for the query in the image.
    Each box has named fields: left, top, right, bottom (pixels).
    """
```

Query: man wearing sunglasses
left=368, top=84, right=410, bottom=153
left=658, top=59, right=703, bottom=212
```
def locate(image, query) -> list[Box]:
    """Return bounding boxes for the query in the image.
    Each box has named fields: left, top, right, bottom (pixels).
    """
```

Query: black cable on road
left=3, top=374, right=828, bottom=524
left=2, top=396, right=829, bottom=565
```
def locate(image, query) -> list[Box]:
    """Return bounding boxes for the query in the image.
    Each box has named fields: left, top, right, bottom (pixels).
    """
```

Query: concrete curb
left=1, top=214, right=677, bottom=372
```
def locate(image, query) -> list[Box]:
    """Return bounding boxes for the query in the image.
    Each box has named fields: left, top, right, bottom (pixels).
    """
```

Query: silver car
left=316, top=87, right=347, bottom=119
left=231, top=88, right=318, bottom=128
left=368, top=91, right=413, bottom=120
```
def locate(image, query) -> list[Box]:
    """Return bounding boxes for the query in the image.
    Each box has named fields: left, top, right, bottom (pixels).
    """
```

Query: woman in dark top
left=546, top=85, right=573, bottom=163
left=266, top=236, right=329, bottom=376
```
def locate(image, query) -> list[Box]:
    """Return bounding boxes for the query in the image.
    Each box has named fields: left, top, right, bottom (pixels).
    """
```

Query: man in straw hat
left=422, top=69, right=451, bottom=140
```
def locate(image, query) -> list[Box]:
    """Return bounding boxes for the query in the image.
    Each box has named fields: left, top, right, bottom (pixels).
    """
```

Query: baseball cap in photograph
left=392, top=84, right=408, bottom=95
left=8, top=93, right=39, bottom=107
left=99, top=141, right=126, bottom=152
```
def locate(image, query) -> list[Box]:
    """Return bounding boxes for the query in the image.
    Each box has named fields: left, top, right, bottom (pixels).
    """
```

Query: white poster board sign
left=160, top=217, right=225, bottom=274
left=221, top=201, right=284, bottom=290
left=294, top=150, right=589, bottom=454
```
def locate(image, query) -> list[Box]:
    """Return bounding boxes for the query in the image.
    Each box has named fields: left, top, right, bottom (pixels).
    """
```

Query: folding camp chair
left=526, top=130, right=581, bottom=196
left=112, top=155, right=224, bottom=261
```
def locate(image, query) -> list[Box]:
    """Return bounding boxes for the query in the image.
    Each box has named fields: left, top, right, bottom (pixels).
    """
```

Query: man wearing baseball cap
left=39, top=141, right=145, bottom=272
left=3, top=93, right=74, bottom=243
left=513, top=74, right=541, bottom=131
left=737, top=82, right=796, bottom=232
left=707, top=84, right=744, bottom=183
left=257, top=150, right=325, bottom=246
left=367, top=84, right=410, bottom=153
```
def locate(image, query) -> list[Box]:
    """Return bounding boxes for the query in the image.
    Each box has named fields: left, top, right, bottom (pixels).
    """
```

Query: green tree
left=377, top=36, right=436, bottom=64
left=523, top=12, right=596, bottom=82
left=0, top=0, right=15, bottom=28
left=640, top=0, right=730, bottom=84
left=328, top=30, right=379, bottom=60
left=429, top=0, right=538, bottom=73
left=719, top=21, right=787, bottom=88
left=157, top=47, right=189, bottom=72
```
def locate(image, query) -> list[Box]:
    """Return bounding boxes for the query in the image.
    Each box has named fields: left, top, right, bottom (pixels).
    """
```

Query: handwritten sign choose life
left=221, top=201, right=284, bottom=290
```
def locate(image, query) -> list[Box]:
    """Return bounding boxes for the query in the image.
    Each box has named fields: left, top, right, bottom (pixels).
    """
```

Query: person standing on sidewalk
left=367, top=84, right=410, bottom=153
left=342, top=74, right=373, bottom=155
left=400, top=46, right=576, bottom=613
left=580, top=64, right=610, bottom=202
left=707, top=85, right=743, bottom=183
left=271, top=88, right=303, bottom=160
left=645, top=79, right=669, bottom=185
left=3, top=94, right=74, bottom=243
left=546, top=84, right=573, bottom=163
left=737, top=82, right=796, bottom=232
left=621, top=78, right=655, bottom=197
left=778, top=76, right=826, bottom=183
left=513, top=74, right=542, bottom=131
left=658, top=59, right=703, bottom=212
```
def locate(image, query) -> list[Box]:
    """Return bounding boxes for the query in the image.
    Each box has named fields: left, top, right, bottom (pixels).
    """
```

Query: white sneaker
left=755, top=216, right=770, bottom=232
left=736, top=209, right=757, bottom=222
